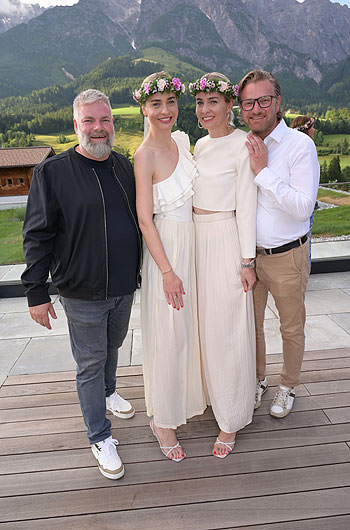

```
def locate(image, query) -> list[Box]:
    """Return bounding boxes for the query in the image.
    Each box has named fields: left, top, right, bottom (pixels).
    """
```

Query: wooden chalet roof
left=0, top=146, right=55, bottom=168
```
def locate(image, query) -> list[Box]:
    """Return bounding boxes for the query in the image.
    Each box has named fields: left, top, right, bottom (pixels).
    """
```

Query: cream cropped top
left=193, top=128, right=257, bottom=258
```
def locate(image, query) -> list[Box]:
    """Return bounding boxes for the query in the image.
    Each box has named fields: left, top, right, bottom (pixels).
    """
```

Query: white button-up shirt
left=254, top=119, right=320, bottom=248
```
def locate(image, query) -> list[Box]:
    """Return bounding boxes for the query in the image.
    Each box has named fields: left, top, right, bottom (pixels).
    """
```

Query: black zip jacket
left=22, top=147, right=142, bottom=307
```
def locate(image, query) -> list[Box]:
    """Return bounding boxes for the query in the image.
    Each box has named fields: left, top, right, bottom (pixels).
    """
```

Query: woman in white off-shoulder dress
left=133, top=72, right=206, bottom=462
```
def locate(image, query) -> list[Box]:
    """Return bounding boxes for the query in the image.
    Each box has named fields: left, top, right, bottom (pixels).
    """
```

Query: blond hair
left=238, top=70, right=283, bottom=121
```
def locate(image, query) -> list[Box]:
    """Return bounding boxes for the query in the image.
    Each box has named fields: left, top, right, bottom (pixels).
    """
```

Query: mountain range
left=0, top=0, right=46, bottom=33
left=0, top=0, right=350, bottom=102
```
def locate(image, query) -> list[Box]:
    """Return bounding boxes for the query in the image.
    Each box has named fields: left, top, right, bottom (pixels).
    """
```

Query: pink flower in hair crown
left=200, top=78, right=207, bottom=91
left=132, top=76, right=186, bottom=104
left=172, top=78, right=182, bottom=91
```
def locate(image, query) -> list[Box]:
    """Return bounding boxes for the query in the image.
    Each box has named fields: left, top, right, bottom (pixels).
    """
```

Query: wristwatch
left=241, top=259, right=255, bottom=269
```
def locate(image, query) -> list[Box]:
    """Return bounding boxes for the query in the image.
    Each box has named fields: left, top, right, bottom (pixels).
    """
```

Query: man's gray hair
left=73, top=89, right=112, bottom=120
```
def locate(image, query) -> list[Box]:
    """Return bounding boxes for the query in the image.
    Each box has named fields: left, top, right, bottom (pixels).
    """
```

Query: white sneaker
left=106, top=391, right=135, bottom=419
left=254, top=377, right=268, bottom=410
left=91, top=436, right=124, bottom=480
left=270, top=384, right=295, bottom=418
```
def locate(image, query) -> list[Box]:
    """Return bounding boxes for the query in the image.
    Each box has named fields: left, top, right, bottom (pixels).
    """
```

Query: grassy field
left=313, top=205, right=350, bottom=237
left=0, top=208, right=25, bottom=264
left=317, top=154, right=350, bottom=169
left=34, top=106, right=144, bottom=155
left=1, top=187, right=349, bottom=264
left=323, top=134, right=350, bottom=146
left=138, top=47, right=203, bottom=79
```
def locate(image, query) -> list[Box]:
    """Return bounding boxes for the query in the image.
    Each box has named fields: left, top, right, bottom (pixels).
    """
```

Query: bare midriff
left=193, top=207, right=218, bottom=215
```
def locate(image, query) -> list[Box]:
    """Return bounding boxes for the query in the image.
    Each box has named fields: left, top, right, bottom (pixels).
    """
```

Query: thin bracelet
left=161, top=268, right=173, bottom=275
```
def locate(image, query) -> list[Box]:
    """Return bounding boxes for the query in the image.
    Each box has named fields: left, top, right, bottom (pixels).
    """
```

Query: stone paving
left=1, top=270, right=350, bottom=388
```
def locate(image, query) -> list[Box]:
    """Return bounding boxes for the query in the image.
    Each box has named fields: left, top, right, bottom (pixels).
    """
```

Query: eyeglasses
left=239, top=95, right=277, bottom=111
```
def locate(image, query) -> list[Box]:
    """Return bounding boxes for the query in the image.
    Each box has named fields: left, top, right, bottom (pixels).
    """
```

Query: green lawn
left=318, top=154, right=350, bottom=170
left=323, top=134, right=350, bottom=146
left=0, top=208, right=25, bottom=264
left=312, top=204, right=350, bottom=237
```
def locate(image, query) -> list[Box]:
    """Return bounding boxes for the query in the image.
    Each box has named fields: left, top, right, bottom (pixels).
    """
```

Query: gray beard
left=77, top=129, right=115, bottom=159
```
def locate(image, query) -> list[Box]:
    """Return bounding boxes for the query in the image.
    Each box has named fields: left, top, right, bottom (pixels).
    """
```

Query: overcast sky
left=18, top=0, right=350, bottom=8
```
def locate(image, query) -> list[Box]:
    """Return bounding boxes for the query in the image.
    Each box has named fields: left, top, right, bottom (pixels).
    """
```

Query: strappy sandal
left=150, top=420, right=185, bottom=462
left=212, top=437, right=236, bottom=459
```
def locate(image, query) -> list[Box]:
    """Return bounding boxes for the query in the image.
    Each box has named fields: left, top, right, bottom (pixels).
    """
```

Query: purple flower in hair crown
left=133, top=76, right=186, bottom=104
left=189, top=77, right=239, bottom=99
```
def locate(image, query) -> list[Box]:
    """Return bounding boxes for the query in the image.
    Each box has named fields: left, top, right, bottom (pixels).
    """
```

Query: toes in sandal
left=213, top=437, right=236, bottom=459
left=150, top=420, right=186, bottom=463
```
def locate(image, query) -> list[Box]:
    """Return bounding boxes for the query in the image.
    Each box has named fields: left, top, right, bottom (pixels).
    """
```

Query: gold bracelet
left=161, top=268, right=172, bottom=275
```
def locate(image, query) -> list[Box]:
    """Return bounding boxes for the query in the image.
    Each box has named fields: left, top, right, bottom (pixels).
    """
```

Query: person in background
left=291, top=115, right=319, bottom=263
left=190, top=72, right=257, bottom=458
left=238, top=70, right=320, bottom=418
left=133, top=72, right=206, bottom=462
left=22, top=89, right=141, bottom=480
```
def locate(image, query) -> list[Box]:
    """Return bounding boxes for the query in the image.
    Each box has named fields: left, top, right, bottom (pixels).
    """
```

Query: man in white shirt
left=238, top=70, right=319, bottom=418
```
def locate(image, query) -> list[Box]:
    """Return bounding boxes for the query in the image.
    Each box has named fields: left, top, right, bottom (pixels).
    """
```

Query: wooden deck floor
left=1, top=348, right=350, bottom=529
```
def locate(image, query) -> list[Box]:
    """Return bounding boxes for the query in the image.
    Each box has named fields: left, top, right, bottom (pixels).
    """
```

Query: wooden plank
left=255, top=392, right=350, bottom=416
left=1, top=487, right=350, bottom=529
left=267, top=357, right=350, bottom=376
left=305, top=380, right=350, bottom=395
left=266, top=348, right=350, bottom=365
left=266, top=369, right=350, bottom=387
left=3, top=371, right=76, bottom=385
left=2, top=426, right=350, bottom=475
left=229, top=515, right=350, bottom=530
left=0, top=397, right=146, bottom=423
left=0, top=387, right=144, bottom=410
left=324, top=407, right=350, bottom=424
left=0, top=442, right=348, bottom=497
left=3, top=365, right=143, bottom=386
left=0, top=379, right=144, bottom=398
left=1, top=419, right=349, bottom=460
left=1, top=462, right=350, bottom=522
left=0, top=408, right=215, bottom=439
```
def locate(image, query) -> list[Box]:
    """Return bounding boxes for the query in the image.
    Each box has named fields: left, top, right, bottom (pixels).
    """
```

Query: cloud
left=0, top=0, right=33, bottom=16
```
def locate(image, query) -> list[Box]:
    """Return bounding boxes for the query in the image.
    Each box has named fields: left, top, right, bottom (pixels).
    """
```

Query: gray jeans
left=60, top=294, right=134, bottom=444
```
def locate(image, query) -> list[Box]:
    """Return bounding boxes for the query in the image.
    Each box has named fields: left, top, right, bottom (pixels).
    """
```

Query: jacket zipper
left=92, top=168, right=109, bottom=299
left=112, top=166, right=142, bottom=271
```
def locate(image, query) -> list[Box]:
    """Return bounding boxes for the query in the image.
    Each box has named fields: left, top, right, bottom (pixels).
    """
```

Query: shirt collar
left=264, top=119, right=287, bottom=145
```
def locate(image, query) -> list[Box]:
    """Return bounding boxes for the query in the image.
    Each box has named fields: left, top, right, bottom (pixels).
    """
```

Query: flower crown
left=297, top=117, right=315, bottom=132
left=189, top=77, right=239, bottom=98
left=133, top=77, right=186, bottom=104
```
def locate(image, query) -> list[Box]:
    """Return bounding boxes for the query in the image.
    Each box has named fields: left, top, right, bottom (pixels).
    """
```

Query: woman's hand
left=241, top=267, right=256, bottom=292
left=163, top=270, right=185, bottom=310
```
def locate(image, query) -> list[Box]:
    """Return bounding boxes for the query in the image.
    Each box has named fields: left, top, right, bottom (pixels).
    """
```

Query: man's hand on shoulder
left=29, top=302, right=57, bottom=330
left=245, top=133, right=268, bottom=175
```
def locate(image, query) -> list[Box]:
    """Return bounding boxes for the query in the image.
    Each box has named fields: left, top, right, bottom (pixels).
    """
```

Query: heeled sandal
left=150, top=420, right=186, bottom=462
left=212, top=437, right=236, bottom=459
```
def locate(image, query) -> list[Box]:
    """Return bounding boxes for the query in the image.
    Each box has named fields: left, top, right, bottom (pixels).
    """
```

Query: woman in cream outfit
left=133, top=72, right=206, bottom=462
left=190, top=72, right=257, bottom=457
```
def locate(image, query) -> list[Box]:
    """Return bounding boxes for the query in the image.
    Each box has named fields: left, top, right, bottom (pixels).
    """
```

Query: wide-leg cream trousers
left=194, top=212, right=256, bottom=433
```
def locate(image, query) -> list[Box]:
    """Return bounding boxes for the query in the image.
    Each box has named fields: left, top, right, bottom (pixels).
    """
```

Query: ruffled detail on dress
left=153, top=131, right=198, bottom=214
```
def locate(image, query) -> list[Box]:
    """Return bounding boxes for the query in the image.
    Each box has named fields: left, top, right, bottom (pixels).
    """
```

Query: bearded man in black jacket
left=22, top=89, right=142, bottom=480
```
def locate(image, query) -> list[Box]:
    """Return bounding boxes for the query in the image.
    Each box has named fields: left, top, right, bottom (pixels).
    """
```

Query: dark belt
left=261, top=234, right=308, bottom=255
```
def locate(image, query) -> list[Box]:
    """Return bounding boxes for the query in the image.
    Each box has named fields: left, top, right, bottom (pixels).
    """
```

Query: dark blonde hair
left=201, top=72, right=233, bottom=103
left=142, top=70, right=170, bottom=87
left=201, top=72, right=235, bottom=127
left=291, top=115, right=311, bottom=130
left=238, top=70, right=283, bottom=121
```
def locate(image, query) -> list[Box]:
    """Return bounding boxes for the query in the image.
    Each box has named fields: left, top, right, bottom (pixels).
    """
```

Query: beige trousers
left=253, top=239, right=310, bottom=387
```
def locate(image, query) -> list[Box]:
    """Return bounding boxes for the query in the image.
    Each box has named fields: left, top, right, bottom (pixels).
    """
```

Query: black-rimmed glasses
left=239, top=95, right=277, bottom=111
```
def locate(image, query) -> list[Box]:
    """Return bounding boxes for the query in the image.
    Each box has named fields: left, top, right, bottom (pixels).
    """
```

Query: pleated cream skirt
left=194, top=211, right=256, bottom=433
left=141, top=215, right=206, bottom=429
